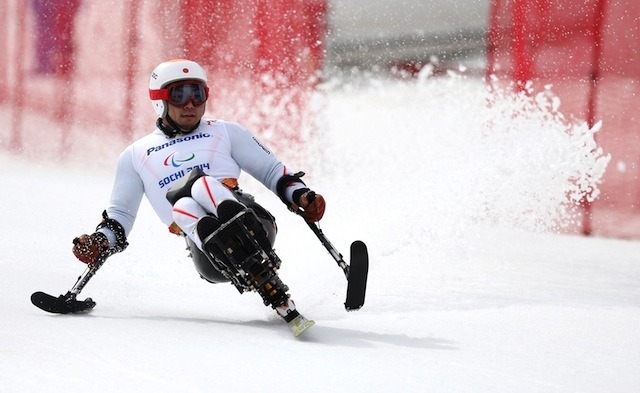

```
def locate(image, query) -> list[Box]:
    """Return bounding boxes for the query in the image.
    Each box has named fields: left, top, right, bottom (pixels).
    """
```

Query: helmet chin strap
left=157, top=114, right=201, bottom=138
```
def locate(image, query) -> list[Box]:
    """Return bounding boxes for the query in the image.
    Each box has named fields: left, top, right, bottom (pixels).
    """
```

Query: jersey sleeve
left=103, top=145, right=144, bottom=237
left=226, top=122, right=305, bottom=200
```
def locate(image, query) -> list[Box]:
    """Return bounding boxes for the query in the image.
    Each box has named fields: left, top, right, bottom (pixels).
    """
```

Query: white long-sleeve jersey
left=104, top=118, right=300, bottom=239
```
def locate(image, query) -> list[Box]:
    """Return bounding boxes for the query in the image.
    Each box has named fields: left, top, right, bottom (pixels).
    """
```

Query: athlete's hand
left=298, top=190, right=325, bottom=222
left=72, top=232, right=109, bottom=264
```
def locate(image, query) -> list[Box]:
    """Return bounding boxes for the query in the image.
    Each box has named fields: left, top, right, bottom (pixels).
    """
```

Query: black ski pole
left=297, top=192, right=369, bottom=311
left=305, top=220, right=350, bottom=278
left=67, top=253, right=108, bottom=299
left=31, top=253, right=108, bottom=314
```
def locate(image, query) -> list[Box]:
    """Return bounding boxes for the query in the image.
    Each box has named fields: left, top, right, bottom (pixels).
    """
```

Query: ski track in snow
left=1, top=74, right=640, bottom=392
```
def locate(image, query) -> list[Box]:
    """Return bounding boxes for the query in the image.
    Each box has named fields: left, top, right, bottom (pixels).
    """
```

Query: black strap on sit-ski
left=165, top=167, right=207, bottom=205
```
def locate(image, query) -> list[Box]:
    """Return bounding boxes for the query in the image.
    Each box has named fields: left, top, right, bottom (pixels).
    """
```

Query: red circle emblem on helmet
left=183, top=68, right=189, bottom=73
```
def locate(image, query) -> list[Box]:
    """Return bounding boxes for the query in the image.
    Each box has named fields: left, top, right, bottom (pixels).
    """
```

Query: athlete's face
left=167, top=98, right=206, bottom=130
left=162, top=81, right=208, bottom=131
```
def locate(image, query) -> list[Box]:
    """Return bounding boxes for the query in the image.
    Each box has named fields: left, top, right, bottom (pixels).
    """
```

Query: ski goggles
left=149, top=81, right=210, bottom=107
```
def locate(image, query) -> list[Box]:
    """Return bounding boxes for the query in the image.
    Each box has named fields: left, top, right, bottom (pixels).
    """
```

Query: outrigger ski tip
left=31, top=291, right=96, bottom=314
left=344, top=240, right=369, bottom=311
left=31, top=257, right=105, bottom=314
left=304, top=219, right=369, bottom=311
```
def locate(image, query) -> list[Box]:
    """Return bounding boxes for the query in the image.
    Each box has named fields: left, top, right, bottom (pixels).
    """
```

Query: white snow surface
left=2, top=74, right=639, bottom=392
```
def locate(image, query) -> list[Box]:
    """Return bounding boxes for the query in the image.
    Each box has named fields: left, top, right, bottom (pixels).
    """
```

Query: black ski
left=345, top=240, right=368, bottom=311
left=293, top=190, right=369, bottom=310
left=32, top=255, right=107, bottom=314
left=31, top=291, right=96, bottom=314
left=304, top=220, right=369, bottom=311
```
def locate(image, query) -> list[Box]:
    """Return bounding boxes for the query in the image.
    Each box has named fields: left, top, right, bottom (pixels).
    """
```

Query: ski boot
left=198, top=199, right=314, bottom=336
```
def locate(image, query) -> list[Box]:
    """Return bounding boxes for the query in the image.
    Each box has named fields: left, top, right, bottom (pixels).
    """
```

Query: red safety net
left=0, top=0, right=326, bottom=157
left=487, top=0, right=640, bottom=238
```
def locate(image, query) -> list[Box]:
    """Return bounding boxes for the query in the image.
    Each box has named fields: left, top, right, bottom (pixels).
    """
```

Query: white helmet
left=149, top=59, right=208, bottom=118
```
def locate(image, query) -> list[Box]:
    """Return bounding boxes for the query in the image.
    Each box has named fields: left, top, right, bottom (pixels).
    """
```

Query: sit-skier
left=72, top=59, right=326, bottom=336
